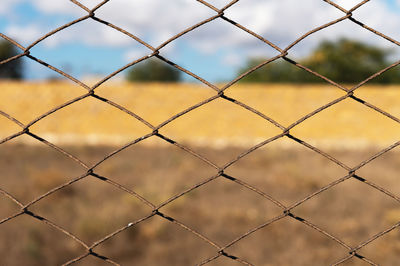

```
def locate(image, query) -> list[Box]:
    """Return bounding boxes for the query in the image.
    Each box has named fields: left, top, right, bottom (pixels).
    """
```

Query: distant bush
left=240, top=39, right=400, bottom=84
left=126, top=59, right=181, bottom=82
left=0, top=40, right=24, bottom=80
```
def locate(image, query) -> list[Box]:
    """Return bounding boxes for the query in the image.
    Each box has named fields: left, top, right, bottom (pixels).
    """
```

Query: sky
left=1, top=0, right=400, bottom=83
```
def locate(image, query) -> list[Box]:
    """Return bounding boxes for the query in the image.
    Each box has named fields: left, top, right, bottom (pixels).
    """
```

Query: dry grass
left=1, top=81, right=400, bottom=265
left=1, top=143, right=400, bottom=265
left=1, top=81, right=400, bottom=148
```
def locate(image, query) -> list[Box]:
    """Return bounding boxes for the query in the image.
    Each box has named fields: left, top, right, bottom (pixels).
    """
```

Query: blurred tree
left=0, top=40, right=24, bottom=80
left=240, top=39, right=400, bottom=84
left=126, top=59, right=181, bottom=82
left=239, top=58, right=302, bottom=83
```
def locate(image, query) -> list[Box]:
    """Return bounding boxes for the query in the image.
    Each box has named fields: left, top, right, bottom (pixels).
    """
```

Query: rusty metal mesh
left=1, top=0, right=400, bottom=265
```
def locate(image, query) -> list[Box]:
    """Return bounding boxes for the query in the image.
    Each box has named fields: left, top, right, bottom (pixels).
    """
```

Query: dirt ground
left=1, top=141, right=400, bottom=266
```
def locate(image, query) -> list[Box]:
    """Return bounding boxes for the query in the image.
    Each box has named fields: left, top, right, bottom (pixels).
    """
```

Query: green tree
left=126, top=59, right=181, bottom=82
left=240, top=39, right=400, bottom=84
left=239, top=58, right=302, bottom=83
left=0, top=40, right=24, bottom=80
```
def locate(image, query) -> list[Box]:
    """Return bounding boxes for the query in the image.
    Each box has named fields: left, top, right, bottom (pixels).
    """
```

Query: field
left=1, top=81, right=400, bottom=265
left=1, top=81, right=400, bottom=148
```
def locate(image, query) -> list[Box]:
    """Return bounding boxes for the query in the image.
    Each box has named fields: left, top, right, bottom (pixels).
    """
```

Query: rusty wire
left=1, top=0, right=400, bottom=265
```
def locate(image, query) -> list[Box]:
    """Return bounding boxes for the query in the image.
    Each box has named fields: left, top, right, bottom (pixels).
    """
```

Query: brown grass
left=1, top=82, right=400, bottom=265
left=1, top=141, right=400, bottom=265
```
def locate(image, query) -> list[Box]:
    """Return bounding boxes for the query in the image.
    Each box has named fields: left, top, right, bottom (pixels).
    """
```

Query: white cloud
left=93, top=0, right=215, bottom=46
left=0, top=0, right=23, bottom=15
left=32, top=0, right=82, bottom=15
left=331, top=0, right=364, bottom=10
left=5, top=25, right=44, bottom=45
left=3, top=0, right=400, bottom=61
left=0, top=0, right=84, bottom=16
left=222, top=52, right=243, bottom=67
left=72, top=0, right=105, bottom=10
left=199, top=0, right=232, bottom=9
left=123, top=46, right=154, bottom=63
left=221, top=0, right=341, bottom=53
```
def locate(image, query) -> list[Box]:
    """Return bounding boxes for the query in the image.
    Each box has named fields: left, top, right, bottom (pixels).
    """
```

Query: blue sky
left=1, top=0, right=400, bottom=83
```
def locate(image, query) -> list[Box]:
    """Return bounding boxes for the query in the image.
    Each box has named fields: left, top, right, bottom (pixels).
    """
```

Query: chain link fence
left=1, top=0, right=400, bottom=265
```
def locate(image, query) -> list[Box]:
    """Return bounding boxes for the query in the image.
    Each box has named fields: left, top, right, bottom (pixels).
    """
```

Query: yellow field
left=1, top=81, right=400, bottom=148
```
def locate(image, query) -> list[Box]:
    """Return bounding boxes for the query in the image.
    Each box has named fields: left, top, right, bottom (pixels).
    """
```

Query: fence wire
left=1, top=0, right=400, bottom=265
